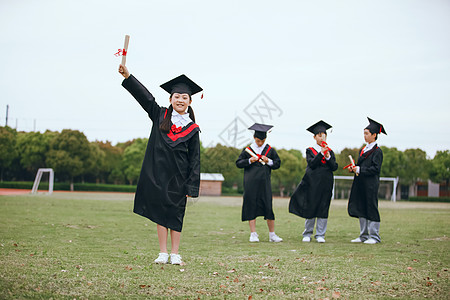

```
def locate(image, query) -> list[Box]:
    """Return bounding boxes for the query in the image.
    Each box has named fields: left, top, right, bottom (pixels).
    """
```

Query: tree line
left=0, top=126, right=448, bottom=196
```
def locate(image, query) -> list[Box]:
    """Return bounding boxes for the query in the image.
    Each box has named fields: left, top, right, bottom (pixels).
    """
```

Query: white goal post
left=31, top=168, right=54, bottom=195
left=333, top=175, right=399, bottom=202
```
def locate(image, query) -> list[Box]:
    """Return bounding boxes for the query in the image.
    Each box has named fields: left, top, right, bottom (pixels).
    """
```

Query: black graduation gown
left=348, top=146, right=383, bottom=222
left=122, top=75, right=200, bottom=232
left=236, top=145, right=281, bottom=221
left=289, top=147, right=338, bottom=219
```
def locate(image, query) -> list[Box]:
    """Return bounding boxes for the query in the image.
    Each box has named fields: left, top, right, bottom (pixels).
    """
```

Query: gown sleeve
left=185, top=131, right=201, bottom=197
left=359, top=149, right=383, bottom=176
left=122, top=74, right=161, bottom=122
left=326, top=151, right=339, bottom=171
left=268, top=148, right=281, bottom=170
left=236, top=149, right=251, bottom=168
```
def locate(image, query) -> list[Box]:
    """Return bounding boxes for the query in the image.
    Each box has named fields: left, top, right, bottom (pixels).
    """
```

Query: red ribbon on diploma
left=114, top=49, right=127, bottom=57
left=321, top=141, right=331, bottom=155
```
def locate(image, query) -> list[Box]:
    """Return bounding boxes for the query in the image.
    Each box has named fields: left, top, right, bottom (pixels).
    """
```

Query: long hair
left=159, top=104, right=174, bottom=133
left=187, top=106, right=196, bottom=123
left=159, top=94, right=196, bottom=133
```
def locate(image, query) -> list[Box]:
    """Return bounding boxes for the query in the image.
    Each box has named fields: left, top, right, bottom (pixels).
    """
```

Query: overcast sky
left=1, top=0, right=449, bottom=157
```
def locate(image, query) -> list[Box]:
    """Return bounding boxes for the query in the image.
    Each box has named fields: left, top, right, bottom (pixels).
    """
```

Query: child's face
left=170, top=93, right=192, bottom=114
left=254, top=137, right=266, bottom=147
left=364, top=129, right=377, bottom=143
left=314, top=132, right=326, bottom=145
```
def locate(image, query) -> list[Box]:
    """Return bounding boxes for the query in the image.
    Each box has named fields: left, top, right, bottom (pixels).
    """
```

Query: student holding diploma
left=289, top=121, right=338, bottom=243
left=236, top=124, right=283, bottom=243
left=347, top=118, right=386, bottom=244
left=118, top=64, right=202, bottom=264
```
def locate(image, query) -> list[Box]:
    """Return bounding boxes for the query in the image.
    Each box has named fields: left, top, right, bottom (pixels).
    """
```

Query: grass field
left=0, top=192, right=449, bottom=299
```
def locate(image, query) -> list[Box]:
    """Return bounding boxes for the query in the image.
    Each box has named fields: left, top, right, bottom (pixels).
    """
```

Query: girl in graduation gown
left=289, top=121, right=338, bottom=243
left=118, top=64, right=201, bottom=265
left=236, top=123, right=283, bottom=243
left=347, top=117, right=386, bottom=244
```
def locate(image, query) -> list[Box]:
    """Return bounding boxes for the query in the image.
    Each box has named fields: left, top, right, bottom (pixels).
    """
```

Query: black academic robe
left=236, top=145, right=281, bottom=221
left=348, top=146, right=383, bottom=222
left=289, top=147, right=338, bottom=219
left=122, top=75, right=200, bottom=232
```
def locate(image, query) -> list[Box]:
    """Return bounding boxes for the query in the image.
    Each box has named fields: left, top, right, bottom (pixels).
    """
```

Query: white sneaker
left=269, top=234, right=283, bottom=242
left=316, top=237, right=326, bottom=243
left=249, top=232, right=259, bottom=242
left=302, top=236, right=311, bottom=242
left=170, top=253, right=183, bottom=265
left=363, top=238, right=378, bottom=244
left=154, top=253, right=169, bottom=264
left=351, top=237, right=362, bottom=243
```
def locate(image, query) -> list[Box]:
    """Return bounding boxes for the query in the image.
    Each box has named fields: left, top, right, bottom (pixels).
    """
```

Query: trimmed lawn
left=0, top=193, right=449, bottom=299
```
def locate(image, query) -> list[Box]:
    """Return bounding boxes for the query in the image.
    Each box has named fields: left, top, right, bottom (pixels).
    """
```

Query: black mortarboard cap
left=248, top=123, right=273, bottom=140
left=365, top=117, right=387, bottom=135
left=306, top=120, right=332, bottom=135
left=160, top=74, right=203, bottom=96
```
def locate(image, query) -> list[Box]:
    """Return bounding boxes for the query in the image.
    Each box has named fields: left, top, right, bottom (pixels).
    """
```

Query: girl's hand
left=118, top=64, right=130, bottom=78
left=249, top=156, right=259, bottom=163
left=261, top=156, right=269, bottom=163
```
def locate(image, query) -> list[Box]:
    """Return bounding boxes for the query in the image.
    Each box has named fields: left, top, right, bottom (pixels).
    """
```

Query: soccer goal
left=332, top=175, right=399, bottom=202
left=31, top=168, right=54, bottom=195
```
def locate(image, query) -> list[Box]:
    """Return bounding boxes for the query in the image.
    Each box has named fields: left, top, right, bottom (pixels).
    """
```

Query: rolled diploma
left=245, top=148, right=266, bottom=165
left=121, top=35, right=130, bottom=66
left=349, top=155, right=358, bottom=176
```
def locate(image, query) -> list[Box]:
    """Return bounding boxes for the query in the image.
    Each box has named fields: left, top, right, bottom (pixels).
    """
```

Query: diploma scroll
left=343, top=155, right=358, bottom=176
left=121, top=35, right=130, bottom=66
left=245, top=148, right=266, bottom=165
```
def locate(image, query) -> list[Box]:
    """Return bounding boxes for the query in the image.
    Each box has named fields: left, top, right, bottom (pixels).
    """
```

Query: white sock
left=251, top=232, right=258, bottom=236
left=269, top=232, right=276, bottom=237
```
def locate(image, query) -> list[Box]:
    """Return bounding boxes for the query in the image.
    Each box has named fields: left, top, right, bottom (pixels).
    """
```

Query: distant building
left=401, top=180, right=449, bottom=199
left=200, top=173, right=225, bottom=196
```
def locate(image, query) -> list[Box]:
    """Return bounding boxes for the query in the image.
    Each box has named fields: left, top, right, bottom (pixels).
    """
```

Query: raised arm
left=119, top=64, right=161, bottom=121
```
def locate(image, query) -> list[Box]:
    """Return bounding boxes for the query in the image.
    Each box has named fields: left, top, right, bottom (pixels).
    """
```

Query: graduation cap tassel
left=201, top=92, right=204, bottom=99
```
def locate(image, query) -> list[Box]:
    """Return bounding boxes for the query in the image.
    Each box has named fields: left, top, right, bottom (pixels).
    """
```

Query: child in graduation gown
left=347, top=117, right=386, bottom=244
left=289, top=121, right=338, bottom=243
left=236, top=123, right=283, bottom=243
left=118, top=64, right=201, bottom=264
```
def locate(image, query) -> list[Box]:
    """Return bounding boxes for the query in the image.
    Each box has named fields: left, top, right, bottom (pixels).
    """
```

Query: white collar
left=364, top=141, right=377, bottom=152
left=171, top=110, right=192, bottom=127
left=250, top=142, right=267, bottom=154
left=312, top=143, right=322, bottom=153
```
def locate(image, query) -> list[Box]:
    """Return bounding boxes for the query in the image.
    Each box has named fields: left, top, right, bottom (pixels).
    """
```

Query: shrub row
left=0, top=181, right=136, bottom=193
left=407, top=196, right=450, bottom=203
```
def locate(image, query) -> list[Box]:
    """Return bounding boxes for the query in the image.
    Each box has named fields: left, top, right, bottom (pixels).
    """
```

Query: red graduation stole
left=162, top=108, right=200, bottom=145
left=309, top=147, right=326, bottom=164
left=247, top=145, right=272, bottom=160
left=359, top=146, right=379, bottom=158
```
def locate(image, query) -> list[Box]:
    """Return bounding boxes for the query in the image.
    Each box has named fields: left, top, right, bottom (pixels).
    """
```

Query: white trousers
left=303, top=218, right=327, bottom=238
left=359, top=217, right=381, bottom=242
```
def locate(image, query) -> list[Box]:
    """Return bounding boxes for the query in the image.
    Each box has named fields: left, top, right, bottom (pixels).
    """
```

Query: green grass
left=0, top=193, right=449, bottom=299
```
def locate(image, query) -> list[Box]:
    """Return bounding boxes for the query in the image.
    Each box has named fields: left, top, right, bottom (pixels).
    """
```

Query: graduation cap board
left=248, top=123, right=273, bottom=140
left=365, top=117, right=387, bottom=135
left=307, top=120, right=332, bottom=135
left=160, top=74, right=203, bottom=96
